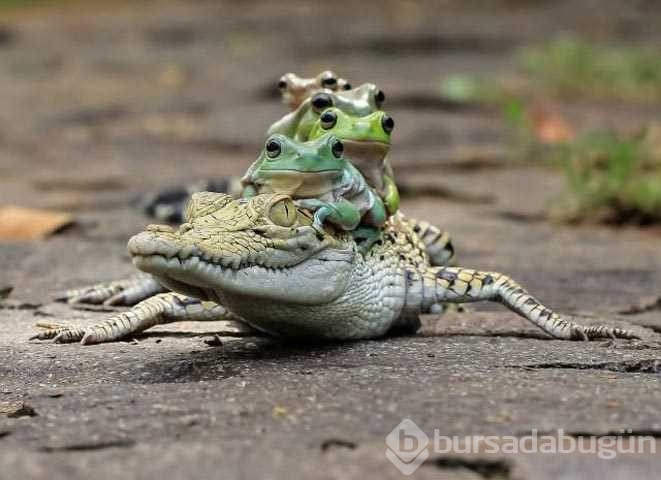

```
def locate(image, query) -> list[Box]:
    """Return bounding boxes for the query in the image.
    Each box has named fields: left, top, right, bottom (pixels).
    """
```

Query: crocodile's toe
left=52, top=328, right=87, bottom=344
left=572, top=324, right=640, bottom=341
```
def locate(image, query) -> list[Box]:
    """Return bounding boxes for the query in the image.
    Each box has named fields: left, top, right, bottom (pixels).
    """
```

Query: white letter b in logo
left=386, top=419, right=429, bottom=475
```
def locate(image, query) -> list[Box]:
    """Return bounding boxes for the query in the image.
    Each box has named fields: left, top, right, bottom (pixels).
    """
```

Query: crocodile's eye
left=269, top=198, right=297, bottom=227
left=342, top=82, right=352, bottom=90
left=277, top=78, right=288, bottom=91
left=331, top=139, right=344, bottom=158
left=381, top=114, right=394, bottom=134
left=319, top=110, right=337, bottom=129
left=374, top=89, right=385, bottom=108
left=265, top=139, right=282, bottom=158
left=311, top=93, right=333, bottom=113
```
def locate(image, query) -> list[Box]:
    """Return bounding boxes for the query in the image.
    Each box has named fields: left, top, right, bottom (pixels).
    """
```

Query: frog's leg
left=406, top=217, right=455, bottom=266
left=266, top=101, right=309, bottom=137
left=241, top=185, right=258, bottom=198
left=362, top=194, right=388, bottom=229
left=382, top=174, right=400, bottom=216
left=296, top=198, right=361, bottom=231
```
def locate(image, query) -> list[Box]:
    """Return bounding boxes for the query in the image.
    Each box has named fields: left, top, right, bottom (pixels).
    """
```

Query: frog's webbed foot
left=53, top=274, right=167, bottom=306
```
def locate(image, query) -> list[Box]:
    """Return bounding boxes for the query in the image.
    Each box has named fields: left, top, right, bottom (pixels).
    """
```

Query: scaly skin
left=33, top=192, right=638, bottom=345
left=308, top=107, right=400, bottom=215
left=241, top=134, right=386, bottom=231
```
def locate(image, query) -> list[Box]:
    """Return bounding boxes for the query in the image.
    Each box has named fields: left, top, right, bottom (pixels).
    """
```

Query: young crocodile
left=32, top=192, right=637, bottom=344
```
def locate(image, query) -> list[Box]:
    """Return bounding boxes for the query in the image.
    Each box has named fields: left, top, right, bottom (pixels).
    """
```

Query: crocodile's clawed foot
left=103, top=291, right=134, bottom=306
left=30, top=326, right=87, bottom=343
left=31, top=325, right=113, bottom=345
left=52, top=276, right=166, bottom=307
left=53, top=285, right=123, bottom=305
left=570, top=324, right=640, bottom=341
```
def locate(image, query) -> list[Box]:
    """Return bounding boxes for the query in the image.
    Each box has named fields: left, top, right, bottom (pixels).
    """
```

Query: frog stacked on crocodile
left=33, top=71, right=638, bottom=344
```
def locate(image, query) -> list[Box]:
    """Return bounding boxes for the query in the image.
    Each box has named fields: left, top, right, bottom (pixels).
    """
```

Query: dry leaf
left=529, top=104, right=575, bottom=144
left=0, top=206, right=74, bottom=240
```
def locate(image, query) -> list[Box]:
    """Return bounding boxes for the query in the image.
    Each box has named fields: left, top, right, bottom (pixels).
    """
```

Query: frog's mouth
left=253, top=170, right=342, bottom=197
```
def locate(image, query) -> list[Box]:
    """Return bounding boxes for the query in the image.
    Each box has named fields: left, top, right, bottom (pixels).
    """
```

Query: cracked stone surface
left=1, top=1, right=661, bottom=479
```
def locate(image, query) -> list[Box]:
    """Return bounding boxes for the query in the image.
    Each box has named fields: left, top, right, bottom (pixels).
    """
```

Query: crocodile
left=32, top=192, right=637, bottom=344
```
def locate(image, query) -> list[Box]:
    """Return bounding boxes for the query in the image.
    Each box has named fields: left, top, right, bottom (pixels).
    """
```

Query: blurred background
left=1, top=0, right=660, bottom=221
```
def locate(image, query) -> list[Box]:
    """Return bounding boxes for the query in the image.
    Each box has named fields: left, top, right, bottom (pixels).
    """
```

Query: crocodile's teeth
left=178, top=244, right=197, bottom=260
left=185, top=256, right=199, bottom=270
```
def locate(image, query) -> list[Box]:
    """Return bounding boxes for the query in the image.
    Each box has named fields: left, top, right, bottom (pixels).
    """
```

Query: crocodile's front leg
left=418, top=267, right=638, bottom=340
left=54, top=273, right=166, bottom=306
left=32, top=293, right=242, bottom=344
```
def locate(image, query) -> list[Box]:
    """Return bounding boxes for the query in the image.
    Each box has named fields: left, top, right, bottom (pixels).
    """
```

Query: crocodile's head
left=128, top=193, right=356, bottom=305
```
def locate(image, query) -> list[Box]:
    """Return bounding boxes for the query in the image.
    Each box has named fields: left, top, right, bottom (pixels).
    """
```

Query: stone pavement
left=1, top=1, right=660, bottom=478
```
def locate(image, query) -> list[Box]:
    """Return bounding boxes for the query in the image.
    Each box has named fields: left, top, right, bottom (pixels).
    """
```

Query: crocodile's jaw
left=131, top=242, right=355, bottom=306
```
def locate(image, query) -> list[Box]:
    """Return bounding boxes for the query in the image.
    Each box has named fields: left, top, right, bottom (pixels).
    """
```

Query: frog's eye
left=342, top=83, right=352, bottom=90
left=320, top=111, right=337, bottom=130
left=321, top=77, right=337, bottom=89
left=331, top=139, right=344, bottom=158
left=265, top=139, right=282, bottom=158
left=311, top=93, right=333, bottom=113
left=269, top=198, right=297, bottom=227
left=381, top=114, right=395, bottom=134
left=374, top=89, right=386, bottom=108
left=277, top=78, right=288, bottom=91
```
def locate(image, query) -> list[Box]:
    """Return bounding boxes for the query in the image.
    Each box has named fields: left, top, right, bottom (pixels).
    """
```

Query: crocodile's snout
left=128, top=231, right=182, bottom=259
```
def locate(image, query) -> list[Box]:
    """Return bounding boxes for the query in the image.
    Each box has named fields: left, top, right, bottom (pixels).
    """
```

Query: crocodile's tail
left=137, top=177, right=244, bottom=222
